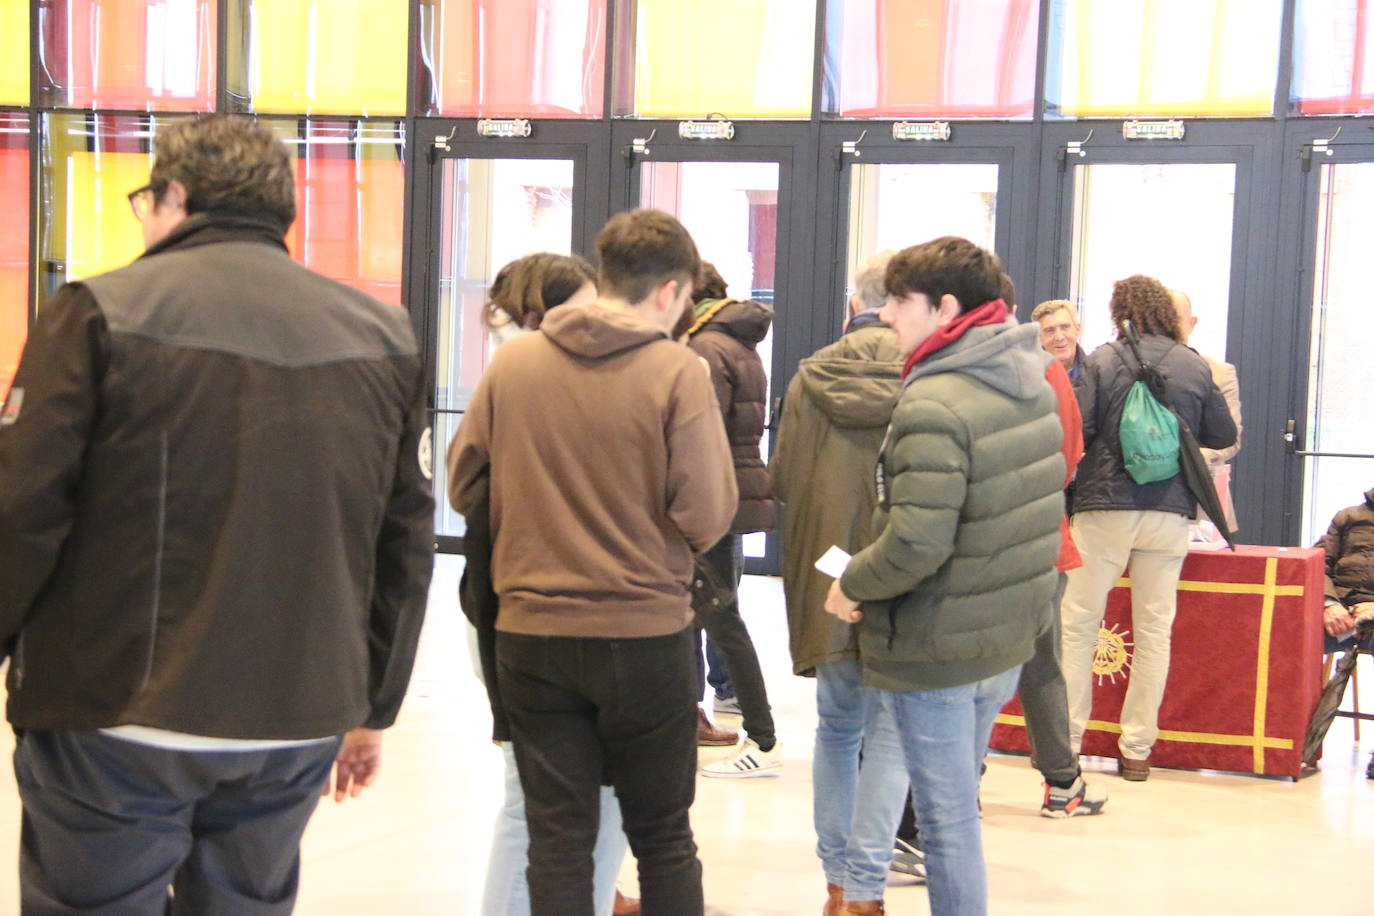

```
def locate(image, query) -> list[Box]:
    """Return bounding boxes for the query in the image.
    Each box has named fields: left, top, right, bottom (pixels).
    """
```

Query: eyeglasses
left=127, top=183, right=159, bottom=222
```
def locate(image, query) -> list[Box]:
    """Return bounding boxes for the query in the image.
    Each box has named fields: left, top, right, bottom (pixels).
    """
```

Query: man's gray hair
left=853, top=250, right=897, bottom=312
left=1031, top=299, right=1079, bottom=324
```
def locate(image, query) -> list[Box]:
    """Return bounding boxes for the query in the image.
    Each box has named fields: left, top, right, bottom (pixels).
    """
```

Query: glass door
left=415, top=122, right=608, bottom=551
left=615, top=122, right=815, bottom=574
left=1037, top=121, right=1272, bottom=539
left=819, top=121, right=1038, bottom=332
left=1285, top=137, right=1374, bottom=547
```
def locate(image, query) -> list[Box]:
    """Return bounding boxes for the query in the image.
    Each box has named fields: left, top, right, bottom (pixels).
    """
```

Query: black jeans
left=14, top=729, right=339, bottom=915
left=497, top=628, right=703, bottom=916
left=694, top=534, right=776, bottom=748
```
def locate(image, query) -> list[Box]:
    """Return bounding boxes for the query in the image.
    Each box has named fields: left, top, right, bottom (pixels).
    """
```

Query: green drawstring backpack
left=1112, top=332, right=1180, bottom=484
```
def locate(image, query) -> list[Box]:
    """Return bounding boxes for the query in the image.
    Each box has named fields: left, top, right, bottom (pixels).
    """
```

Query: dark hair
left=885, top=236, right=1003, bottom=315
left=150, top=116, right=296, bottom=230
left=998, top=272, right=1017, bottom=311
left=693, top=262, right=728, bottom=303
left=595, top=209, right=699, bottom=305
left=1110, top=274, right=1183, bottom=341
left=486, top=252, right=595, bottom=330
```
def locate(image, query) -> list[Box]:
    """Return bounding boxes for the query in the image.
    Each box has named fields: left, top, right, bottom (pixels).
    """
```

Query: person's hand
left=825, top=579, right=862, bottom=623
left=1324, top=602, right=1357, bottom=638
left=1352, top=601, right=1374, bottom=625
left=327, top=728, right=383, bottom=802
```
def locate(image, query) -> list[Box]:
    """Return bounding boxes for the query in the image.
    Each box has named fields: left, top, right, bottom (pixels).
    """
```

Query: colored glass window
left=1, top=0, right=29, bottom=106
left=1294, top=0, right=1374, bottom=115
left=38, top=0, right=216, bottom=112
left=1045, top=0, right=1283, bottom=118
left=226, top=0, right=408, bottom=116
left=826, top=0, right=1038, bottom=119
left=421, top=0, right=606, bottom=118
left=269, top=120, right=406, bottom=306
left=40, top=112, right=161, bottom=302
left=618, top=0, right=817, bottom=118
left=1, top=113, right=28, bottom=399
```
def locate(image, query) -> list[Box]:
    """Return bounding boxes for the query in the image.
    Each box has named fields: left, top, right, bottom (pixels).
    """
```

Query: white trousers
left=1061, top=509, right=1188, bottom=761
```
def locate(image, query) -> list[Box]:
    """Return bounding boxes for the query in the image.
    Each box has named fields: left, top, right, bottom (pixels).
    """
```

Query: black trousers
left=497, top=628, right=703, bottom=916
left=14, top=729, right=340, bottom=915
left=693, top=535, right=776, bottom=748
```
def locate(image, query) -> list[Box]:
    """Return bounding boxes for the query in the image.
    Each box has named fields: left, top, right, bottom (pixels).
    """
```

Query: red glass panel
left=1, top=114, right=29, bottom=400
left=828, top=0, right=1039, bottom=119
left=425, top=0, right=606, bottom=117
left=1295, top=0, right=1374, bottom=115
left=39, top=0, right=217, bottom=112
left=281, top=122, right=405, bottom=307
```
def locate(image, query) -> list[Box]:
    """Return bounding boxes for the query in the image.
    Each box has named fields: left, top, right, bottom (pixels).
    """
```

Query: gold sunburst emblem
left=1093, top=623, right=1134, bottom=686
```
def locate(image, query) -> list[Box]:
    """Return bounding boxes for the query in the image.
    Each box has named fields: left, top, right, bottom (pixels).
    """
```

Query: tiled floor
left=0, top=554, right=1370, bottom=913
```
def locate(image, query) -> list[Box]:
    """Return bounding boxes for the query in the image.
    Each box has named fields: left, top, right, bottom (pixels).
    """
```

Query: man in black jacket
left=0, top=116, right=434, bottom=912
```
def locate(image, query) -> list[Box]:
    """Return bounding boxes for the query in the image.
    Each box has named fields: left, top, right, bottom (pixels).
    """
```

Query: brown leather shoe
left=697, top=707, right=739, bottom=746
left=839, top=901, right=884, bottom=915
left=1118, top=756, right=1150, bottom=781
left=613, top=889, right=640, bottom=916
left=823, top=883, right=844, bottom=916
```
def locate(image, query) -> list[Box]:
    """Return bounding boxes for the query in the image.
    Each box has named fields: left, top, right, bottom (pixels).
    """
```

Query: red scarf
left=901, top=299, right=1010, bottom=379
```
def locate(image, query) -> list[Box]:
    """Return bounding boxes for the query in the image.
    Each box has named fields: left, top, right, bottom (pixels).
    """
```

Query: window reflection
left=1303, top=163, right=1374, bottom=544
left=39, top=0, right=216, bottom=112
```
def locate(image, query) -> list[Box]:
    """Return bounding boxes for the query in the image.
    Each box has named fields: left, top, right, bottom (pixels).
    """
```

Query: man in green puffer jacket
left=824, top=237, right=1064, bottom=916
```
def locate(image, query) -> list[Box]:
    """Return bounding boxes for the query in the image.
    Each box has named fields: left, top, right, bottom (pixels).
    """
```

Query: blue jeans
left=883, top=666, right=1021, bottom=916
left=813, top=661, right=909, bottom=903
left=483, top=743, right=628, bottom=916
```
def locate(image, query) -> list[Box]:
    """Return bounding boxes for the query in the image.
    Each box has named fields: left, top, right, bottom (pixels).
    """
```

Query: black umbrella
left=1119, top=322, right=1237, bottom=549
left=1303, top=620, right=1374, bottom=767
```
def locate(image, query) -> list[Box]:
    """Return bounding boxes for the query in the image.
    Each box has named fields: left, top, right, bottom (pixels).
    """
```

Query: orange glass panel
left=827, top=0, right=1039, bottom=118
left=39, top=0, right=216, bottom=112
left=40, top=113, right=160, bottom=305
left=425, top=0, right=606, bottom=117
left=274, top=121, right=405, bottom=306
left=0, top=114, right=28, bottom=400
left=0, top=0, right=28, bottom=107
left=1294, top=0, right=1374, bottom=115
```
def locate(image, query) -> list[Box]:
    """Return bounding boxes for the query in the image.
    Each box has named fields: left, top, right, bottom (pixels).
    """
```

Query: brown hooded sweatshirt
left=447, top=304, right=737, bottom=639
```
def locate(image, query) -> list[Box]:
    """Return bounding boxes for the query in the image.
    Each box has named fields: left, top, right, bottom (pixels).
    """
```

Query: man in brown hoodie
left=447, top=209, right=736, bottom=916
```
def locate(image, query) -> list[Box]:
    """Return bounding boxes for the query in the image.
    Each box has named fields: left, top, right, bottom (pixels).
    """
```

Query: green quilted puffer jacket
left=839, top=319, right=1065, bottom=692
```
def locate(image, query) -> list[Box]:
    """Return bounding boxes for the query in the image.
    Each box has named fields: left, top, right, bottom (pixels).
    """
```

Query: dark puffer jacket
left=1073, top=335, right=1236, bottom=518
left=1319, top=488, right=1374, bottom=607
left=688, top=299, right=777, bottom=535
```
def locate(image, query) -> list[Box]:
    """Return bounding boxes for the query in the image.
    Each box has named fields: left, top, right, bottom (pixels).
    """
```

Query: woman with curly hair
left=1059, top=274, right=1236, bottom=782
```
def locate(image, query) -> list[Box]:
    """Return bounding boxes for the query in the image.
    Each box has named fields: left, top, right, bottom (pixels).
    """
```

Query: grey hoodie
left=840, top=318, right=1066, bottom=692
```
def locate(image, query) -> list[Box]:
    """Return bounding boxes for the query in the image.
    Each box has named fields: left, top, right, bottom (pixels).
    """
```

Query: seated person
left=1318, top=487, right=1374, bottom=652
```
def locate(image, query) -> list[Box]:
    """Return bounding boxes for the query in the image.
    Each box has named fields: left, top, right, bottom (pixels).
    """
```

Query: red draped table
left=989, top=545, right=1325, bottom=778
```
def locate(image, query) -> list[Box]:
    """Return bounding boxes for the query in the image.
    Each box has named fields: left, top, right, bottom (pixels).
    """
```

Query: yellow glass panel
left=63, top=151, right=150, bottom=282
left=0, top=0, right=29, bottom=106
left=43, top=115, right=157, bottom=294
left=633, top=0, right=816, bottom=118
left=1051, top=0, right=1281, bottom=118
left=251, top=0, right=408, bottom=115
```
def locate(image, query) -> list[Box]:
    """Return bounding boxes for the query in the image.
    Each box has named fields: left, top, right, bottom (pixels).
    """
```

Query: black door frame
left=1274, top=117, right=1374, bottom=545
left=1034, top=119, right=1287, bottom=543
left=611, top=119, right=820, bottom=575
left=409, top=118, right=612, bottom=553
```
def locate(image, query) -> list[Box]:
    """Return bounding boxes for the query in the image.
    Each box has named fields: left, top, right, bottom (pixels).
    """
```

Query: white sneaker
left=699, top=737, right=783, bottom=778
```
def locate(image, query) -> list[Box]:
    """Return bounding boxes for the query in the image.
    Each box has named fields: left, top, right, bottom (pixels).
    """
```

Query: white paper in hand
left=814, top=545, right=852, bottom=579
